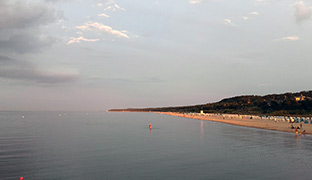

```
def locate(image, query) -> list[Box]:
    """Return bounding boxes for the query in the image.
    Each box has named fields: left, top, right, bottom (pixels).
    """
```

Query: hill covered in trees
left=109, top=91, right=312, bottom=116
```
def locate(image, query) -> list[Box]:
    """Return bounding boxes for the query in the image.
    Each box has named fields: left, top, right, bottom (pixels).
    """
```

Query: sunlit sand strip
left=158, top=112, right=312, bottom=135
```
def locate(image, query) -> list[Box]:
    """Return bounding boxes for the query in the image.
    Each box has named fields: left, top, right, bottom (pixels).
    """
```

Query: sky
left=1, top=0, right=312, bottom=111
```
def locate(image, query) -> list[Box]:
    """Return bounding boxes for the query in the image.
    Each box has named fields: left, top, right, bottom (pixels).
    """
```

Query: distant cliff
left=109, top=91, right=312, bottom=116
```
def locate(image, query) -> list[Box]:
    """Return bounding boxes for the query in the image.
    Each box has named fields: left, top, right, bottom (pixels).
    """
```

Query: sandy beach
left=158, top=112, right=312, bottom=135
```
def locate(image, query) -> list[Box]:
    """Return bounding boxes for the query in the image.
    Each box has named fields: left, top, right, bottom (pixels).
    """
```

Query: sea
left=1, top=111, right=312, bottom=180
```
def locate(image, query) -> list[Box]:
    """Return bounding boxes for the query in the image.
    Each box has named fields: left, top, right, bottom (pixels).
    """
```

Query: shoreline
left=157, top=112, right=312, bottom=135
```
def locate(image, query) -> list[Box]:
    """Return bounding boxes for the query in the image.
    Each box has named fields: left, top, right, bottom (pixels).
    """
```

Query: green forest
left=109, top=91, right=312, bottom=116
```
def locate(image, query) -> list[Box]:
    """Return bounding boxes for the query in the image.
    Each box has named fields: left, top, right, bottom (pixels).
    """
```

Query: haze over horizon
left=1, top=0, right=312, bottom=111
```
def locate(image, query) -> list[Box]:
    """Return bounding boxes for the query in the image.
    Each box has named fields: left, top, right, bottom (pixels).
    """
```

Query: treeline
left=109, top=91, right=312, bottom=116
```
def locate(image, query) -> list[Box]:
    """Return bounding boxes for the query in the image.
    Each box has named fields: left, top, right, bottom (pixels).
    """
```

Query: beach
left=158, top=112, right=312, bottom=135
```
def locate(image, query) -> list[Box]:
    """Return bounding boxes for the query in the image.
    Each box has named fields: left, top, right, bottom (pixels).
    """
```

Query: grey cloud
left=56, top=10, right=66, bottom=21
left=0, top=55, right=78, bottom=84
left=87, top=76, right=165, bottom=83
left=44, top=0, right=73, bottom=3
left=0, top=55, right=13, bottom=62
left=0, top=1, right=56, bottom=30
left=294, top=1, right=312, bottom=23
left=0, top=1, right=60, bottom=53
left=0, top=68, right=78, bottom=84
left=0, top=32, right=57, bottom=53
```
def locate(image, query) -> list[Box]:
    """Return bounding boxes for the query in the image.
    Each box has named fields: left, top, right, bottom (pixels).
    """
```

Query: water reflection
left=200, top=121, right=204, bottom=142
left=220, top=123, right=312, bottom=151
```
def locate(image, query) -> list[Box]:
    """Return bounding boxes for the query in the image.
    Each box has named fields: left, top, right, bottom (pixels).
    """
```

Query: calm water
left=1, top=112, right=312, bottom=180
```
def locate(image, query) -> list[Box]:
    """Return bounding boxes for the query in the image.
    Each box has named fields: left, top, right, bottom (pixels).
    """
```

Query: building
left=295, top=94, right=306, bottom=101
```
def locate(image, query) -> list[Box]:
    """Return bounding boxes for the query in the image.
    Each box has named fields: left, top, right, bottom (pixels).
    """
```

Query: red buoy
left=20, top=177, right=23, bottom=180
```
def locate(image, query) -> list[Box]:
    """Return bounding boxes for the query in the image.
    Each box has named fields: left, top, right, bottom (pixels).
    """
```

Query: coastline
left=157, top=112, right=312, bottom=135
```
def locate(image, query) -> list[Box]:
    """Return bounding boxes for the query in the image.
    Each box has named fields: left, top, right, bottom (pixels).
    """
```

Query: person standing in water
left=149, top=123, right=152, bottom=130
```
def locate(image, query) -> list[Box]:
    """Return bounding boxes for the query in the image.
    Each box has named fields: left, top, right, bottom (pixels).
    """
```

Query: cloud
left=294, top=1, right=312, bottom=22
left=104, top=0, right=126, bottom=11
left=224, top=19, right=231, bottom=23
left=0, top=55, right=79, bottom=84
left=274, top=36, right=299, bottom=41
left=189, top=0, right=202, bottom=4
left=98, top=13, right=110, bottom=18
left=241, top=12, right=259, bottom=21
left=44, top=0, right=73, bottom=3
left=0, top=31, right=57, bottom=53
left=250, top=11, right=260, bottom=15
left=0, top=1, right=56, bottom=30
left=254, top=0, right=266, bottom=5
left=224, top=19, right=237, bottom=26
left=0, top=55, right=14, bottom=62
left=89, top=76, right=165, bottom=83
left=0, top=1, right=60, bottom=53
left=67, top=36, right=100, bottom=44
left=56, top=10, right=66, bottom=22
left=76, top=22, right=129, bottom=39
left=104, top=4, right=126, bottom=11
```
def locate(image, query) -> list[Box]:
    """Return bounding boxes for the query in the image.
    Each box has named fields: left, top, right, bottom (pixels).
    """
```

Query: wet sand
left=158, top=112, right=312, bottom=135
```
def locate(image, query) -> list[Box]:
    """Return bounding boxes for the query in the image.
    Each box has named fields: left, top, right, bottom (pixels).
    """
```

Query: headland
left=109, top=90, right=312, bottom=135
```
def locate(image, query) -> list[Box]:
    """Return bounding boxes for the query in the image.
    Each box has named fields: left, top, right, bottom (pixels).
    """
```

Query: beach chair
left=295, top=118, right=299, bottom=123
left=287, top=117, right=291, bottom=123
